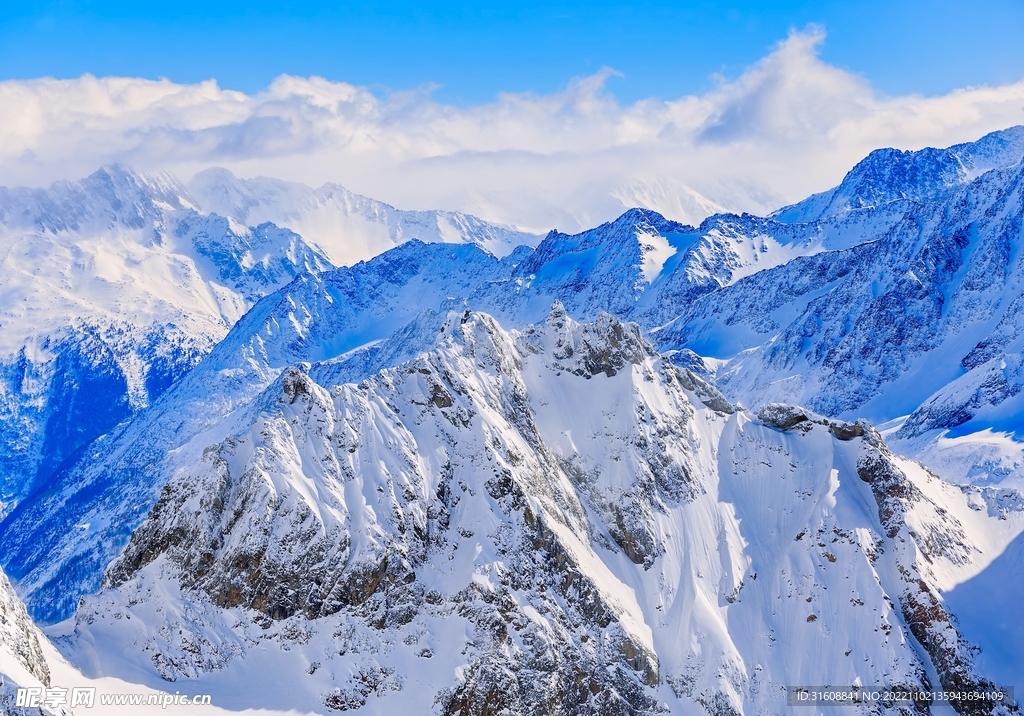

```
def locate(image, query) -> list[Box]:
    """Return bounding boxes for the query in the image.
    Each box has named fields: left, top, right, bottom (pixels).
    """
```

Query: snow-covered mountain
left=2, top=128, right=1024, bottom=715
left=7, top=126, right=1024, bottom=624
left=0, top=166, right=326, bottom=524
left=655, top=129, right=1024, bottom=488
left=57, top=310, right=1023, bottom=714
left=0, top=206, right=894, bottom=624
left=0, top=165, right=539, bottom=524
left=773, top=126, right=1024, bottom=223
left=187, top=168, right=542, bottom=264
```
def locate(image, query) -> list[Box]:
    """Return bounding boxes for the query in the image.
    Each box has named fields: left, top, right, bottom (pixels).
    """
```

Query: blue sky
left=2, top=0, right=1023, bottom=104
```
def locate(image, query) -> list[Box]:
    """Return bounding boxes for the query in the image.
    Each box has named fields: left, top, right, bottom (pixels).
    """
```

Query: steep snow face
left=169, top=211, right=334, bottom=304
left=0, top=166, right=210, bottom=354
left=64, top=311, right=1021, bottom=715
left=774, top=125, right=1024, bottom=223
left=0, top=164, right=196, bottom=235
left=480, top=209, right=700, bottom=323
left=187, top=168, right=542, bottom=263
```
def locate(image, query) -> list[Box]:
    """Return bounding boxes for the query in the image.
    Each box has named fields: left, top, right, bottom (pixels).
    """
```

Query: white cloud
left=3, top=28, right=1024, bottom=232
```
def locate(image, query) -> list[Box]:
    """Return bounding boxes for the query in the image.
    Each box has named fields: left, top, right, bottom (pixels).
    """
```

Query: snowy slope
left=188, top=168, right=542, bottom=264
left=2, top=562, right=296, bottom=715
left=54, top=310, right=1022, bottom=715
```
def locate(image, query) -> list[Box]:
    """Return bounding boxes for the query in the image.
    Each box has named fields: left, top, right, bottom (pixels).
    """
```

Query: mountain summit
left=773, top=125, right=1024, bottom=222
left=66, top=309, right=1020, bottom=714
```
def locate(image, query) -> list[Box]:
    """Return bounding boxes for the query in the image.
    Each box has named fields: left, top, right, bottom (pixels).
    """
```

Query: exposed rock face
left=757, top=403, right=865, bottom=440
left=540, top=303, right=651, bottom=379
left=0, top=566, right=49, bottom=687
left=857, top=428, right=1017, bottom=716
left=756, top=403, right=812, bottom=431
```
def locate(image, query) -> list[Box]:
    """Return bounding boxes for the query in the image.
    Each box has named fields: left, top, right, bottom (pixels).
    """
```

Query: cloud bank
left=3, top=28, right=1024, bottom=232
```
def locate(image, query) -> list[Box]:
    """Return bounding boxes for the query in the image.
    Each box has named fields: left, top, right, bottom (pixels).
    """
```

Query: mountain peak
left=610, top=206, right=692, bottom=234
left=773, top=125, right=1024, bottom=223
left=0, top=163, right=196, bottom=235
left=186, top=166, right=540, bottom=264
